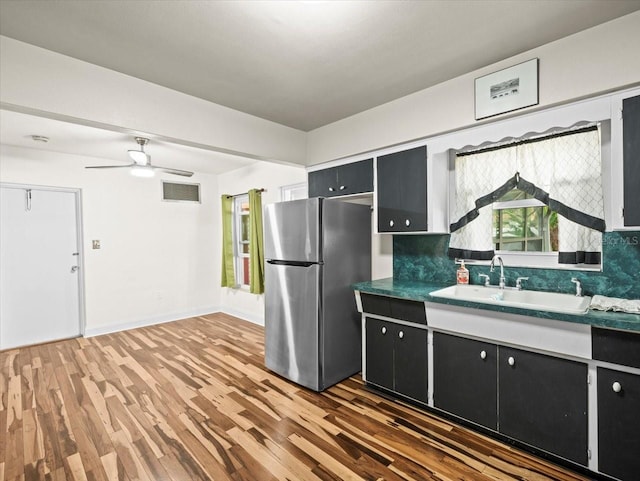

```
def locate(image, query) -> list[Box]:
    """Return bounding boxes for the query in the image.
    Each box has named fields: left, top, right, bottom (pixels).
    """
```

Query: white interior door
left=0, top=186, right=82, bottom=349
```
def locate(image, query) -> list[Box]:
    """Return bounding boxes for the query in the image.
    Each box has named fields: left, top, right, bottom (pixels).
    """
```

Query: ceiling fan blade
left=153, top=165, right=194, bottom=177
left=85, top=164, right=135, bottom=169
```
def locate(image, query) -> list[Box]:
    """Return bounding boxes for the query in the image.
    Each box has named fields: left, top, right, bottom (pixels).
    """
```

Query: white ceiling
left=0, top=110, right=258, bottom=175
left=1, top=0, right=639, bottom=131
left=1, top=0, right=639, bottom=175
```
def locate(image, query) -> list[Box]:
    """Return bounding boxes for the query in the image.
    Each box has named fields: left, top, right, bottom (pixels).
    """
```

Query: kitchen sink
left=429, top=284, right=592, bottom=315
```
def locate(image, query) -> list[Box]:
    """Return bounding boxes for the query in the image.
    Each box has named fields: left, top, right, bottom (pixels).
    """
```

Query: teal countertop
left=353, top=278, right=640, bottom=333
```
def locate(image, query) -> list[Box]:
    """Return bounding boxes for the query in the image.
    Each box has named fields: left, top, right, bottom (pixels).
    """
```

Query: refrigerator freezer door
left=264, top=198, right=321, bottom=263
left=265, top=261, right=321, bottom=391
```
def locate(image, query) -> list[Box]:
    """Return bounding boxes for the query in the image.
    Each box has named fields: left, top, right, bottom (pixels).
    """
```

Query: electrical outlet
left=92, top=240, right=101, bottom=249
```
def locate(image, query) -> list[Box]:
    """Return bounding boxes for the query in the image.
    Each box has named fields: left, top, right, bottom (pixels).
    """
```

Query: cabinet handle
left=480, top=350, right=487, bottom=360
left=405, top=219, right=410, bottom=227
left=612, top=381, right=622, bottom=393
left=389, top=220, right=394, bottom=227
left=398, top=331, right=404, bottom=339
left=381, top=326, right=386, bottom=335
left=508, top=356, right=515, bottom=366
left=339, top=185, right=345, bottom=191
left=328, top=187, right=335, bottom=192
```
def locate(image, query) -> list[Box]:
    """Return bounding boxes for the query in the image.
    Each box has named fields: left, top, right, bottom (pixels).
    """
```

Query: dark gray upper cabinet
left=377, top=145, right=427, bottom=232
left=308, top=158, right=373, bottom=198
left=623, top=94, right=640, bottom=226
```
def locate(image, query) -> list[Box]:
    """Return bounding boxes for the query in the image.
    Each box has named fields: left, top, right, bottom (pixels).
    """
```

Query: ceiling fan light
left=130, top=165, right=155, bottom=178
left=128, top=149, right=149, bottom=165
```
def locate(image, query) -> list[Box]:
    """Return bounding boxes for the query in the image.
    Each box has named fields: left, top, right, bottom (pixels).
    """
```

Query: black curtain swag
left=448, top=172, right=605, bottom=264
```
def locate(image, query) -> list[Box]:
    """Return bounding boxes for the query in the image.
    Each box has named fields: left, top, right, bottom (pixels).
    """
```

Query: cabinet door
left=623, top=94, right=640, bottom=226
left=394, top=325, right=428, bottom=403
left=597, top=368, right=640, bottom=481
left=498, top=347, right=588, bottom=465
left=336, top=158, right=373, bottom=196
left=377, top=146, right=427, bottom=232
left=365, top=317, right=394, bottom=390
left=433, top=333, right=497, bottom=429
left=308, top=168, right=337, bottom=198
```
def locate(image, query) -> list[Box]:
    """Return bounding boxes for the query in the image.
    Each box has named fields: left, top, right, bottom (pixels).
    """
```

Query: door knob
left=398, top=331, right=404, bottom=339
left=70, top=265, right=79, bottom=273
left=612, top=382, right=622, bottom=393
left=389, top=220, right=394, bottom=227
left=339, top=185, right=345, bottom=190
left=405, top=219, right=410, bottom=227
left=480, top=350, right=487, bottom=360
left=381, top=326, right=386, bottom=335
left=508, top=356, right=515, bottom=366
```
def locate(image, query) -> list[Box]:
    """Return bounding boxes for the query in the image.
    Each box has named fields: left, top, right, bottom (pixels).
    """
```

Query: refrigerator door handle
left=266, top=259, right=320, bottom=267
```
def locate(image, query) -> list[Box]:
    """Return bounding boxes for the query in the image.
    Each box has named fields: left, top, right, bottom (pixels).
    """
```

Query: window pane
left=241, top=214, right=250, bottom=242
left=501, top=241, right=525, bottom=251
left=526, top=207, right=542, bottom=238
left=527, top=239, right=543, bottom=251
left=502, top=208, right=525, bottom=238
left=549, top=211, right=559, bottom=251
left=243, top=257, right=249, bottom=285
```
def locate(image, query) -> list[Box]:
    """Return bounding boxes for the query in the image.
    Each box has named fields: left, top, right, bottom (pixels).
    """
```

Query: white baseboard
left=83, top=305, right=221, bottom=338
left=220, top=307, right=264, bottom=326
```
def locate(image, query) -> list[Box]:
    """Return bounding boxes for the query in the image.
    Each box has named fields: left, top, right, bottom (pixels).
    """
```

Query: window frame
left=233, top=194, right=250, bottom=287
left=280, top=182, right=308, bottom=201
left=492, top=196, right=556, bottom=253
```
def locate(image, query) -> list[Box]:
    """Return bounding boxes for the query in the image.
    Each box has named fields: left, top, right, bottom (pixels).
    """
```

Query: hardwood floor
left=0, top=313, right=591, bottom=481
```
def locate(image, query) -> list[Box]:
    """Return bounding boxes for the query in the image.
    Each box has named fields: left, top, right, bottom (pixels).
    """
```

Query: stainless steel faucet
left=515, top=276, right=529, bottom=291
left=571, top=277, right=583, bottom=297
left=489, top=255, right=505, bottom=289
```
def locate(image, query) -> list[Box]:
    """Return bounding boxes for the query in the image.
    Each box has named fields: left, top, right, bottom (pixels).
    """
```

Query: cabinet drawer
left=389, top=298, right=426, bottom=325
left=361, top=293, right=391, bottom=317
left=360, top=294, right=426, bottom=325
left=592, top=327, right=640, bottom=369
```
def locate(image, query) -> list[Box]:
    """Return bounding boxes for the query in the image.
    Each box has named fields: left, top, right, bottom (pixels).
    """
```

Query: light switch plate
left=92, top=240, right=101, bottom=249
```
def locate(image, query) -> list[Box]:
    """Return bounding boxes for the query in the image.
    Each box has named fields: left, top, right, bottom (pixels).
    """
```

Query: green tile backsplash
left=393, top=231, right=640, bottom=299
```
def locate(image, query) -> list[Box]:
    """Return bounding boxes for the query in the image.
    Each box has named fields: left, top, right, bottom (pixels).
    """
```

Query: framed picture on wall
left=475, top=58, right=539, bottom=120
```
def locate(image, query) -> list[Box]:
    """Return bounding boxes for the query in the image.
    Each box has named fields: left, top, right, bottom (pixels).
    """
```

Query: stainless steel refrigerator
left=264, top=197, right=371, bottom=391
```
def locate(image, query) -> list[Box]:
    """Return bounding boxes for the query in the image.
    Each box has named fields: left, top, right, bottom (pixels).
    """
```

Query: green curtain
left=248, top=189, right=265, bottom=294
left=220, top=194, right=236, bottom=287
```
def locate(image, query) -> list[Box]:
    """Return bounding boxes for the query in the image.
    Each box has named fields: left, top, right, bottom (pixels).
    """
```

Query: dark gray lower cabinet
left=433, top=334, right=588, bottom=466
left=499, top=347, right=588, bottom=466
left=597, top=367, right=640, bottom=481
left=365, top=317, right=394, bottom=390
left=433, top=333, right=497, bottom=429
left=365, top=317, right=428, bottom=402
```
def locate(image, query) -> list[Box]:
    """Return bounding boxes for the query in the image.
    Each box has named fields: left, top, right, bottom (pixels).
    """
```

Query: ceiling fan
left=86, top=137, right=194, bottom=177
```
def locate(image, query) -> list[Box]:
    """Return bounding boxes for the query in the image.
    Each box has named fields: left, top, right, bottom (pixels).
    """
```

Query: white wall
left=217, top=162, right=307, bottom=324
left=307, top=11, right=640, bottom=164
left=0, top=145, right=221, bottom=335
left=0, top=36, right=307, bottom=165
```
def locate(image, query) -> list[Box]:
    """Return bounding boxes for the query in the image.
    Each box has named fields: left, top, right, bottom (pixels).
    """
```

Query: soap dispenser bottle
left=457, top=261, right=469, bottom=285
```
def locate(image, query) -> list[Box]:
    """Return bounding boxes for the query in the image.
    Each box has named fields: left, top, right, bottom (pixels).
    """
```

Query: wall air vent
left=162, top=181, right=201, bottom=203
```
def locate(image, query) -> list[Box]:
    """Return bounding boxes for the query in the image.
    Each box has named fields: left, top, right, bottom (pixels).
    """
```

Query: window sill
left=459, top=252, right=602, bottom=272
